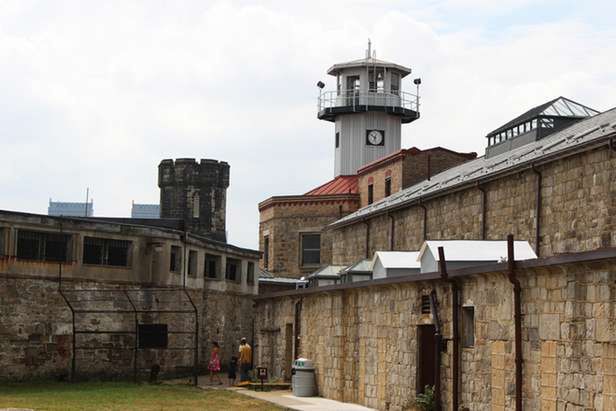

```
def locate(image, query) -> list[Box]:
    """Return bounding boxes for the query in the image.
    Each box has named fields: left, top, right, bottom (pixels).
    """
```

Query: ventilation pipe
left=507, top=234, right=523, bottom=411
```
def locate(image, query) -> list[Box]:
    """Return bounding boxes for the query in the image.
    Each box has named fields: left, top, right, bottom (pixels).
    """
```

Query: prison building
left=48, top=200, right=93, bottom=217
left=131, top=202, right=160, bottom=219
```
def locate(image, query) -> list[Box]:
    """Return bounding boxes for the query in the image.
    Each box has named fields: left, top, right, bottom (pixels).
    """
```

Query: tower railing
left=318, top=89, right=419, bottom=113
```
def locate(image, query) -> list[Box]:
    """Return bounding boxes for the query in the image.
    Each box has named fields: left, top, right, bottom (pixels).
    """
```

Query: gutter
left=507, top=234, right=523, bottom=411
left=438, top=246, right=459, bottom=411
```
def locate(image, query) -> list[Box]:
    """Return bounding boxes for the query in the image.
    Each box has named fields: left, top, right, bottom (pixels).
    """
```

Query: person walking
left=238, top=337, right=252, bottom=382
left=208, top=341, right=223, bottom=385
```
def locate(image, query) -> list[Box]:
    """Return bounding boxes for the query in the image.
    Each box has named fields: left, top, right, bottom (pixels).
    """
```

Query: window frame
left=367, top=183, right=374, bottom=205
left=384, top=177, right=392, bottom=197
left=225, top=257, right=241, bottom=282
left=462, top=306, right=475, bottom=348
left=188, top=249, right=198, bottom=277
left=16, top=229, right=71, bottom=263
left=170, top=245, right=182, bottom=273
left=204, top=253, right=221, bottom=280
left=263, top=235, right=270, bottom=270
left=82, top=236, right=132, bottom=267
left=247, top=261, right=255, bottom=285
left=300, top=233, right=321, bottom=267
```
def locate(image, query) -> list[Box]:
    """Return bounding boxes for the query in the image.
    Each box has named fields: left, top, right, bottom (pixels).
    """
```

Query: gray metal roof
left=307, top=265, right=346, bottom=279
left=332, top=106, right=616, bottom=228
left=341, top=258, right=373, bottom=274
left=327, top=57, right=412, bottom=77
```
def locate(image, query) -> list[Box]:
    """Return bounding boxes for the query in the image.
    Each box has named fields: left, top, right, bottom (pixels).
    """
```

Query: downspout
left=477, top=184, right=487, bottom=240
left=364, top=220, right=370, bottom=259
left=429, top=290, right=443, bottom=410
left=507, top=234, right=523, bottom=411
left=56, top=220, right=76, bottom=381
left=531, top=165, right=542, bottom=257
left=181, top=231, right=199, bottom=386
left=419, top=202, right=428, bottom=241
left=438, top=246, right=459, bottom=411
left=389, top=213, right=395, bottom=251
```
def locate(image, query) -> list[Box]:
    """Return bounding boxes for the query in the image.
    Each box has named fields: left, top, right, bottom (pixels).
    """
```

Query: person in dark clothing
left=228, top=356, right=238, bottom=386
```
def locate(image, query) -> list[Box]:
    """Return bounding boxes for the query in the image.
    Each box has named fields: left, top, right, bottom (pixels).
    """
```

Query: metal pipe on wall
left=429, top=290, right=443, bottom=410
left=507, top=234, right=523, bottom=411
left=364, top=220, right=371, bottom=259
left=477, top=184, right=487, bottom=240
left=531, top=166, right=542, bottom=257
left=389, top=214, right=395, bottom=251
left=420, top=203, right=428, bottom=241
left=438, top=246, right=459, bottom=411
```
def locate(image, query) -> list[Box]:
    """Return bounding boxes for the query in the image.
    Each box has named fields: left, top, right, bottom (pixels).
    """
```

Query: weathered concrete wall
left=255, top=260, right=616, bottom=410
left=332, top=146, right=616, bottom=266
left=0, top=275, right=255, bottom=381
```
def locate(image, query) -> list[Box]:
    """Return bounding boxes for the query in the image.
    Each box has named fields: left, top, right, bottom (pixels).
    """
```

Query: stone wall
left=255, top=259, right=616, bottom=410
left=0, top=274, right=255, bottom=381
left=332, top=146, right=616, bottom=266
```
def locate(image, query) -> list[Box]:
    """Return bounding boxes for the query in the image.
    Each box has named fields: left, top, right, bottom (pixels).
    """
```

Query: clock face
left=366, top=130, right=384, bottom=146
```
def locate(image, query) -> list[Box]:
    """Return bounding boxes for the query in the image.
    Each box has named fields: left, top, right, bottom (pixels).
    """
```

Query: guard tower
left=318, top=41, right=420, bottom=176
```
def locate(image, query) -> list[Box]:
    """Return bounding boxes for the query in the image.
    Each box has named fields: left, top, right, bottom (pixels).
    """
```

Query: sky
left=1, top=0, right=616, bottom=249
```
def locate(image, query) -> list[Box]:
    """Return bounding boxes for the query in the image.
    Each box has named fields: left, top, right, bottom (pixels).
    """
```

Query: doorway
left=416, top=324, right=437, bottom=394
left=346, top=76, right=360, bottom=106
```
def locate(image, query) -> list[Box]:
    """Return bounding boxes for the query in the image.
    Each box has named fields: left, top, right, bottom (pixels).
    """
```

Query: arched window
left=192, top=193, right=200, bottom=219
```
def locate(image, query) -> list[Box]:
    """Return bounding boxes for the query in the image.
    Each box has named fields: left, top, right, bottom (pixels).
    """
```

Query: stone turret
left=158, top=158, right=230, bottom=242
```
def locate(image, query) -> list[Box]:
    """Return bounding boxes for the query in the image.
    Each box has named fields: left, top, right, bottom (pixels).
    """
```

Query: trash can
left=291, top=358, right=316, bottom=397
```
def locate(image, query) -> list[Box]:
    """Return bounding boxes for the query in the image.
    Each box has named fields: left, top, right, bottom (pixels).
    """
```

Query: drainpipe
left=389, top=214, right=395, bottom=251
left=507, top=234, right=523, bottom=411
left=477, top=184, right=487, bottom=240
left=531, top=166, right=542, bottom=257
left=429, top=290, right=443, bottom=410
left=364, top=220, right=370, bottom=259
left=419, top=202, right=428, bottom=241
left=56, top=220, right=76, bottom=381
left=438, top=246, right=459, bottom=411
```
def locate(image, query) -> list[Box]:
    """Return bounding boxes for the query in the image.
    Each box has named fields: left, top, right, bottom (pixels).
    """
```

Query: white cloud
left=0, top=0, right=615, bottom=248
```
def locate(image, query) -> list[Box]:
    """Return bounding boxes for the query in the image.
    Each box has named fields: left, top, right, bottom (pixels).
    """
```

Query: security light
left=316, top=81, right=325, bottom=89
left=413, top=78, right=422, bottom=85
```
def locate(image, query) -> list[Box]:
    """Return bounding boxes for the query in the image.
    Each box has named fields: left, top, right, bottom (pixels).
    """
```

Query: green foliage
left=415, top=385, right=436, bottom=411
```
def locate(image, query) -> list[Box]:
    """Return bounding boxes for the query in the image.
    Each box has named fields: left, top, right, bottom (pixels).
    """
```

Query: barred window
left=188, top=250, right=198, bottom=277
left=204, top=254, right=221, bottom=279
left=170, top=245, right=182, bottom=273
left=0, top=228, right=5, bottom=256
left=17, top=230, right=70, bottom=262
left=226, top=258, right=240, bottom=282
left=247, top=261, right=255, bottom=284
left=83, top=237, right=131, bottom=267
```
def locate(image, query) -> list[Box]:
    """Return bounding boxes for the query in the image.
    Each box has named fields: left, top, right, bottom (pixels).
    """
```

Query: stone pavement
left=230, top=388, right=375, bottom=411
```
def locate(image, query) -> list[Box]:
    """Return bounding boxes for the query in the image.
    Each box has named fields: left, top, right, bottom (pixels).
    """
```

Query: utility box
left=291, top=358, right=316, bottom=397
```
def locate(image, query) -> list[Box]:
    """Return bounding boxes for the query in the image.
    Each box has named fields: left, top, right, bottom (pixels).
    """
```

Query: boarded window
left=263, top=236, right=270, bottom=270
left=204, top=254, right=221, bottom=279
left=462, top=306, right=475, bottom=347
left=247, top=261, right=255, bottom=284
left=301, top=233, right=320, bottom=266
left=188, top=250, right=198, bottom=277
left=83, top=237, right=131, bottom=266
left=385, top=177, right=392, bottom=197
left=368, top=184, right=374, bottom=205
left=170, top=245, right=182, bottom=273
left=17, top=230, right=70, bottom=262
left=420, top=295, right=431, bottom=314
left=226, top=258, right=240, bottom=281
left=138, top=324, right=168, bottom=349
left=335, top=132, right=340, bottom=148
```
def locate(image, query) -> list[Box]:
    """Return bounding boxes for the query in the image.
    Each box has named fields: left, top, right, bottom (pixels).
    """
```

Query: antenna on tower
left=366, top=38, right=371, bottom=59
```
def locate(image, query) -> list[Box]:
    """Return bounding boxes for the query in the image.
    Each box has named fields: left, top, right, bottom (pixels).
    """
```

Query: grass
left=0, top=381, right=284, bottom=411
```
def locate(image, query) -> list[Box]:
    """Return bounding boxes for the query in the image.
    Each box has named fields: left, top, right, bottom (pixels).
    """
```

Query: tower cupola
left=318, top=41, right=420, bottom=176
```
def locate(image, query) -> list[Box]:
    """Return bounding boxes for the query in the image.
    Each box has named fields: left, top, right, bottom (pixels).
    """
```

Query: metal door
left=416, top=324, right=437, bottom=394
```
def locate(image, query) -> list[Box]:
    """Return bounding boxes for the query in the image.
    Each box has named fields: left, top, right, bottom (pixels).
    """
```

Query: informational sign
left=257, top=367, right=268, bottom=390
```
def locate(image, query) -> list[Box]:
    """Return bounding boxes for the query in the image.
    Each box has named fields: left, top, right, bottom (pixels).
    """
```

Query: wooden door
left=416, top=324, right=437, bottom=394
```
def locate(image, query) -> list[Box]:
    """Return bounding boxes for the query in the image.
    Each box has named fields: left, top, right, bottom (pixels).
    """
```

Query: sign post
left=257, top=367, right=268, bottom=391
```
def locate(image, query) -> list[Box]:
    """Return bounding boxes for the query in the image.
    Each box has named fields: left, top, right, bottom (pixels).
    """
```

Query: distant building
left=131, top=202, right=160, bottom=219
left=48, top=199, right=93, bottom=217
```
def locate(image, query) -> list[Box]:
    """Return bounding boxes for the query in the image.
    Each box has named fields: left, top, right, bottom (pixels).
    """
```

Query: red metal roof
left=305, top=175, right=359, bottom=195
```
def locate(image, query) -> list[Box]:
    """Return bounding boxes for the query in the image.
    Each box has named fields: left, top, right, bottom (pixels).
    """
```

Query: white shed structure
left=372, top=251, right=421, bottom=279
left=340, top=258, right=373, bottom=283
left=418, top=240, right=537, bottom=274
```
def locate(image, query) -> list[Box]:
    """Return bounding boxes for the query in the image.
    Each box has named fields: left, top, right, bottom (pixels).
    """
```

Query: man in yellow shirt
left=239, top=337, right=252, bottom=382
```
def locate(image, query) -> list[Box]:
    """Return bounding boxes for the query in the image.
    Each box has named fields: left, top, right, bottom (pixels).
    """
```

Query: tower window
left=335, top=132, right=340, bottom=148
left=368, top=184, right=374, bottom=205
left=385, top=177, right=392, bottom=197
left=391, top=73, right=400, bottom=95
left=300, top=233, right=320, bottom=266
left=263, top=235, right=270, bottom=270
left=192, top=193, right=200, bottom=219
left=336, top=74, right=341, bottom=95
